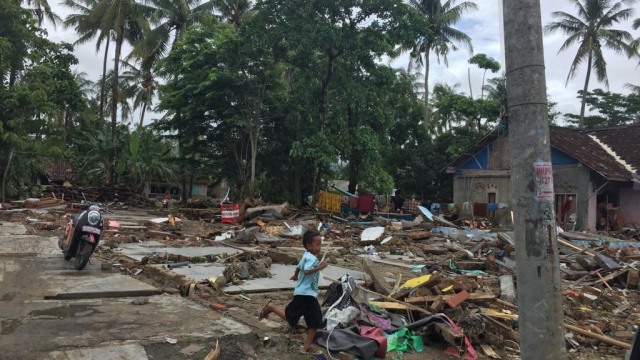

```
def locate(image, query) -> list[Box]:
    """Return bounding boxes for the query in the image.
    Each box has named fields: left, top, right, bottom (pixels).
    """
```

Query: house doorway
left=556, top=193, right=577, bottom=229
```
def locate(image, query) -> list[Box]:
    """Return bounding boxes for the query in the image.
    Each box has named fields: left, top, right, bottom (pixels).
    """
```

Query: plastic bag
left=386, top=328, right=423, bottom=353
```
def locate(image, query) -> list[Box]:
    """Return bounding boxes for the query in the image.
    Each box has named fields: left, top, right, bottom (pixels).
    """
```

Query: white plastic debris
left=360, top=226, right=385, bottom=242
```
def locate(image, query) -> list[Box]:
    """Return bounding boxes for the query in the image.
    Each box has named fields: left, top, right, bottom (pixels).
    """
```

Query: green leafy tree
left=402, top=0, right=477, bottom=125
left=564, top=88, right=640, bottom=128
left=0, top=4, right=78, bottom=200
left=156, top=20, right=236, bottom=202
left=544, top=0, right=637, bottom=129
left=117, top=130, right=176, bottom=194
left=468, top=53, right=500, bottom=99
left=133, top=0, right=216, bottom=71
left=253, top=0, right=416, bottom=196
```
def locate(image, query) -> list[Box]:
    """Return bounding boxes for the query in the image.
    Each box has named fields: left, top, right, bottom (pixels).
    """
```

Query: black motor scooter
left=59, top=197, right=116, bottom=270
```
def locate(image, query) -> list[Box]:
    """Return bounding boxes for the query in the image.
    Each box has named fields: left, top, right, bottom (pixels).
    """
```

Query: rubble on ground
left=3, top=190, right=640, bottom=359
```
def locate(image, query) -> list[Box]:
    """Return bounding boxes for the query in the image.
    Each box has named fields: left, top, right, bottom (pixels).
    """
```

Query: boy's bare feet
left=299, top=346, right=323, bottom=355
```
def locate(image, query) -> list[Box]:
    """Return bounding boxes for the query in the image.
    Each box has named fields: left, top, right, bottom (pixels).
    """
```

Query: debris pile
left=5, top=190, right=640, bottom=359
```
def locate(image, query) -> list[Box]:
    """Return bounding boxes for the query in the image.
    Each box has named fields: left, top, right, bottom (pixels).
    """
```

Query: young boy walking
left=259, top=229, right=328, bottom=354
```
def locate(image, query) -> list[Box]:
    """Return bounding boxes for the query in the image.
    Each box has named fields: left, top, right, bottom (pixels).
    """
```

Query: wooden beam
left=405, top=292, right=496, bottom=304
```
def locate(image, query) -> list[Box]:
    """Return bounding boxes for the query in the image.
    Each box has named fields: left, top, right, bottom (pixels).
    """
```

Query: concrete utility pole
left=502, top=1, right=567, bottom=359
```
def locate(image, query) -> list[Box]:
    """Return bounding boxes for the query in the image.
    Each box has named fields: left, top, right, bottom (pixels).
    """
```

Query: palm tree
left=121, top=60, right=158, bottom=129
left=544, top=0, right=636, bottom=129
left=627, top=18, right=640, bottom=92
left=63, top=0, right=112, bottom=121
left=22, top=0, right=61, bottom=27
left=97, top=70, right=134, bottom=124
left=133, top=0, right=216, bottom=71
left=213, top=0, right=252, bottom=27
left=84, top=0, right=153, bottom=184
left=483, top=75, right=508, bottom=117
left=430, top=82, right=462, bottom=134
left=403, top=0, right=477, bottom=125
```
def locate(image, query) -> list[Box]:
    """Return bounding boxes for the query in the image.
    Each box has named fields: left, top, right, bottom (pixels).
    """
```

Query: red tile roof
left=550, top=126, right=633, bottom=181
left=587, top=123, right=640, bottom=176
left=448, top=124, right=638, bottom=181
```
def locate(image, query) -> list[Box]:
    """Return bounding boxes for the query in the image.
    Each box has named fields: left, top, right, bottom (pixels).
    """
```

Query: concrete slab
left=0, top=222, right=30, bottom=235
left=224, top=264, right=370, bottom=294
left=39, top=264, right=161, bottom=299
left=118, top=243, right=241, bottom=261
left=0, top=295, right=251, bottom=358
left=158, top=263, right=370, bottom=294
left=48, top=344, right=148, bottom=360
left=0, top=235, right=60, bottom=256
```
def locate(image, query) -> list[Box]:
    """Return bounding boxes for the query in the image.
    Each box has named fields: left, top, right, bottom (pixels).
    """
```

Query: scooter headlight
left=88, top=210, right=101, bottom=225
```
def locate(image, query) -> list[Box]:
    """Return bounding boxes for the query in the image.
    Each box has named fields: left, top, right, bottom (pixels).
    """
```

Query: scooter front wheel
left=74, top=240, right=93, bottom=270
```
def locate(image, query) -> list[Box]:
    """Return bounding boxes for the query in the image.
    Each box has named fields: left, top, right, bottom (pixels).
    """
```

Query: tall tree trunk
left=181, top=170, right=188, bottom=205
left=138, top=101, right=147, bottom=130
left=312, top=50, right=338, bottom=204
left=100, top=36, right=110, bottom=121
left=503, top=0, right=566, bottom=358
left=481, top=69, right=487, bottom=100
left=247, top=99, right=261, bottom=197
left=468, top=68, right=473, bottom=99
left=1, top=148, right=14, bottom=203
left=578, top=52, right=593, bottom=129
left=109, top=34, right=123, bottom=186
left=423, top=47, right=431, bottom=128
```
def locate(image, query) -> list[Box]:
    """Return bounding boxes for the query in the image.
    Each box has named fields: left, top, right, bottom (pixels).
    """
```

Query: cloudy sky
left=44, top=0, right=640, bottom=124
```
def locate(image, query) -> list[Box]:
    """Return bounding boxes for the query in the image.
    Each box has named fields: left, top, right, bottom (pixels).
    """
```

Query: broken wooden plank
left=480, top=344, right=500, bottom=359
left=362, top=258, right=393, bottom=295
left=481, top=307, right=518, bottom=320
left=594, top=269, right=627, bottom=285
left=368, top=301, right=412, bottom=310
left=557, top=238, right=597, bottom=257
left=594, top=253, right=622, bottom=271
left=565, top=324, right=631, bottom=350
left=405, top=292, right=496, bottom=304
left=430, top=296, right=445, bottom=312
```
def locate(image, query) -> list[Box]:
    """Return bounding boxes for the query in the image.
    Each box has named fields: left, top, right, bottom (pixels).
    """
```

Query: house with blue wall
left=446, top=123, right=640, bottom=231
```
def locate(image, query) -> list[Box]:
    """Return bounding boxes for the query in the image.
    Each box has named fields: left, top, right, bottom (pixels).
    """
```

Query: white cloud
left=44, top=0, right=640, bottom=124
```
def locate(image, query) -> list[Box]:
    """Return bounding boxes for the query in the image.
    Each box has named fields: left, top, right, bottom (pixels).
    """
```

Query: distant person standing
left=393, top=189, right=405, bottom=213
left=421, top=199, right=432, bottom=211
